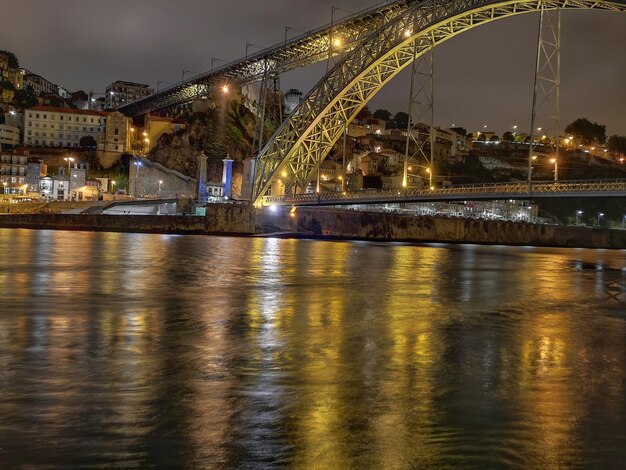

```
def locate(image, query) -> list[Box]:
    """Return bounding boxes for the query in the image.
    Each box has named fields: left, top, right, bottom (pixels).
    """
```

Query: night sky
left=1, top=0, right=625, bottom=135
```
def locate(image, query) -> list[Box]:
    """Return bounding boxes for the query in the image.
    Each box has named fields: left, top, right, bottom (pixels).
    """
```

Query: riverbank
left=0, top=205, right=625, bottom=249
left=0, top=204, right=255, bottom=235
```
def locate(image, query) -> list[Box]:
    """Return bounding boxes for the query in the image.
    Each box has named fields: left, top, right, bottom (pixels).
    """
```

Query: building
left=0, top=149, right=28, bottom=193
left=0, top=124, right=20, bottom=148
left=284, top=89, right=303, bottom=115
left=144, top=115, right=187, bottom=151
left=23, top=73, right=58, bottom=96
left=100, top=111, right=132, bottom=153
left=0, top=51, right=24, bottom=92
left=26, top=159, right=47, bottom=192
left=23, top=106, right=106, bottom=148
left=105, top=81, right=153, bottom=109
left=39, top=162, right=99, bottom=201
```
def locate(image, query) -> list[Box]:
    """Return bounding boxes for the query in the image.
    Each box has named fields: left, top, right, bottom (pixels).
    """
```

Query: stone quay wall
left=258, top=207, right=626, bottom=249
left=0, top=204, right=255, bottom=235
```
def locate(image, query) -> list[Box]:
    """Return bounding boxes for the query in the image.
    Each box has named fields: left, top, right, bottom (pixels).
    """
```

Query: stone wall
left=129, top=158, right=197, bottom=199
left=258, top=207, right=626, bottom=249
left=0, top=204, right=255, bottom=235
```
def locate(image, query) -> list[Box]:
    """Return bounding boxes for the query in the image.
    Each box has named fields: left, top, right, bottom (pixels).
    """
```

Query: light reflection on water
left=0, top=229, right=625, bottom=468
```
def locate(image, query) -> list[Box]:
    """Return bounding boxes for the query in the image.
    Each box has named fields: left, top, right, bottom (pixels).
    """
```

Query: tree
left=13, top=88, right=38, bottom=109
left=373, top=109, right=392, bottom=121
left=502, top=131, right=515, bottom=142
left=356, top=106, right=372, bottom=121
left=608, top=135, right=626, bottom=155
left=490, top=135, right=500, bottom=142
left=565, top=118, right=606, bottom=145
left=392, top=111, right=410, bottom=130
left=0, top=51, right=19, bottom=68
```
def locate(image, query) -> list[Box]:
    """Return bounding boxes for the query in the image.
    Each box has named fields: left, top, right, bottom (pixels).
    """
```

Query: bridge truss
left=118, top=0, right=417, bottom=117
left=260, top=180, right=626, bottom=206
left=251, top=0, right=626, bottom=205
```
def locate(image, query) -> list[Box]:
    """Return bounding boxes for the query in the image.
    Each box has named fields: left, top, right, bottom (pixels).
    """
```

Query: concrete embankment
left=0, top=204, right=255, bottom=235
left=258, top=207, right=626, bottom=249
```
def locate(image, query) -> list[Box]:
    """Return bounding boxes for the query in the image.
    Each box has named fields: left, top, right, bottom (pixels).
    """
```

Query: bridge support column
left=196, top=152, right=208, bottom=202
left=241, top=158, right=258, bottom=202
left=404, top=36, right=435, bottom=190
left=222, top=157, right=234, bottom=199
left=528, top=1, right=561, bottom=189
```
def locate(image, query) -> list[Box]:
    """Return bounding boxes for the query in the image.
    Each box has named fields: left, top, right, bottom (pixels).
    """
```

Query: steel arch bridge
left=250, top=0, right=626, bottom=206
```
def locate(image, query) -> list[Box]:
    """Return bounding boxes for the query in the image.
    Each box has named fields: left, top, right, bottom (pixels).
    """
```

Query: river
left=0, top=229, right=625, bottom=468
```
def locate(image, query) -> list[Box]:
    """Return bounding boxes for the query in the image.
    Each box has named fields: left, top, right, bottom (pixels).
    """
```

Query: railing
left=260, top=179, right=626, bottom=206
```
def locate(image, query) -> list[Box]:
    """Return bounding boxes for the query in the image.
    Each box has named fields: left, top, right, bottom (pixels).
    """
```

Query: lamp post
left=550, top=157, right=559, bottom=182
left=63, top=157, right=74, bottom=200
left=110, top=180, right=116, bottom=194
left=158, top=180, right=163, bottom=196
left=133, top=161, right=143, bottom=197
left=575, top=210, right=583, bottom=225
left=597, top=212, right=604, bottom=228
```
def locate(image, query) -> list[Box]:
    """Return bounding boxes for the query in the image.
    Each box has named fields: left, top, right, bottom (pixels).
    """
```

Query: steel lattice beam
left=252, top=0, right=626, bottom=205
left=119, top=0, right=417, bottom=117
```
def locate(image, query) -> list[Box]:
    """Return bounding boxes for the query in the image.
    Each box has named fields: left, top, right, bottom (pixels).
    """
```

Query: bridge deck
left=260, top=180, right=626, bottom=206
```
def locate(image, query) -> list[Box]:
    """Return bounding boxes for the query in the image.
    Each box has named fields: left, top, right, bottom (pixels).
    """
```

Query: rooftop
left=27, top=106, right=108, bottom=117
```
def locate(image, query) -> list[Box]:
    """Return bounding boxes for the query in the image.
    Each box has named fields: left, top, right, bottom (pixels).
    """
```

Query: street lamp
left=576, top=210, right=583, bottom=225
left=111, top=180, right=117, bottom=194
left=549, top=157, right=559, bottom=182
left=158, top=180, right=163, bottom=195
left=597, top=212, right=604, bottom=228
left=63, top=157, right=74, bottom=200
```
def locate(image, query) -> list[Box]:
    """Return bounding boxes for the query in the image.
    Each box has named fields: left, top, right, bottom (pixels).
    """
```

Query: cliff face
left=148, top=92, right=256, bottom=197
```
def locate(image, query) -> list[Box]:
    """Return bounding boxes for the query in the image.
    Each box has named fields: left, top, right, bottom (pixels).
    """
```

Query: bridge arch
left=251, top=0, right=626, bottom=205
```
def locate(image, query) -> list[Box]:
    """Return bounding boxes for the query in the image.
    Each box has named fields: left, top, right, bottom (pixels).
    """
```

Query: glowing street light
left=221, top=84, right=230, bottom=94
left=597, top=212, right=604, bottom=228
left=576, top=210, right=583, bottom=225
left=549, top=157, right=558, bottom=182
left=158, top=180, right=163, bottom=194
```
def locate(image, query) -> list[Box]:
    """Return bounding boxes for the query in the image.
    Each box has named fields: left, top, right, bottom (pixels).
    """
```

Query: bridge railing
left=259, top=179, right=626, bottom=206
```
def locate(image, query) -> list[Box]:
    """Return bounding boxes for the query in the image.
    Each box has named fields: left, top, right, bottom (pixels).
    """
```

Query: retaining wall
left=0, top=204, right=255, bottom=235
left=258, top=207, right=626, bottom=249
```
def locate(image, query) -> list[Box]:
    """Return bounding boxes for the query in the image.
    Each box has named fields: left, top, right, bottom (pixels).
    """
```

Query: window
left=28, top=121, right=31, bottom=126
left=60, top=116, right=63, bottom=121
left=83, top=118, right=86, bottom=122
left=43, top=124, right=47, bottom=128
left=43, top=114, right=47, bottom=119
left=28, top=113, right=32, bottom=118
left=36, top=114, right=39, bottom=118
left=114, top=129, right=118, bottom=135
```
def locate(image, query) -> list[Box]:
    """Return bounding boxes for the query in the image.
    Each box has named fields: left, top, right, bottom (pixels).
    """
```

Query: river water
left=0, top=229, right=625, bottom=468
